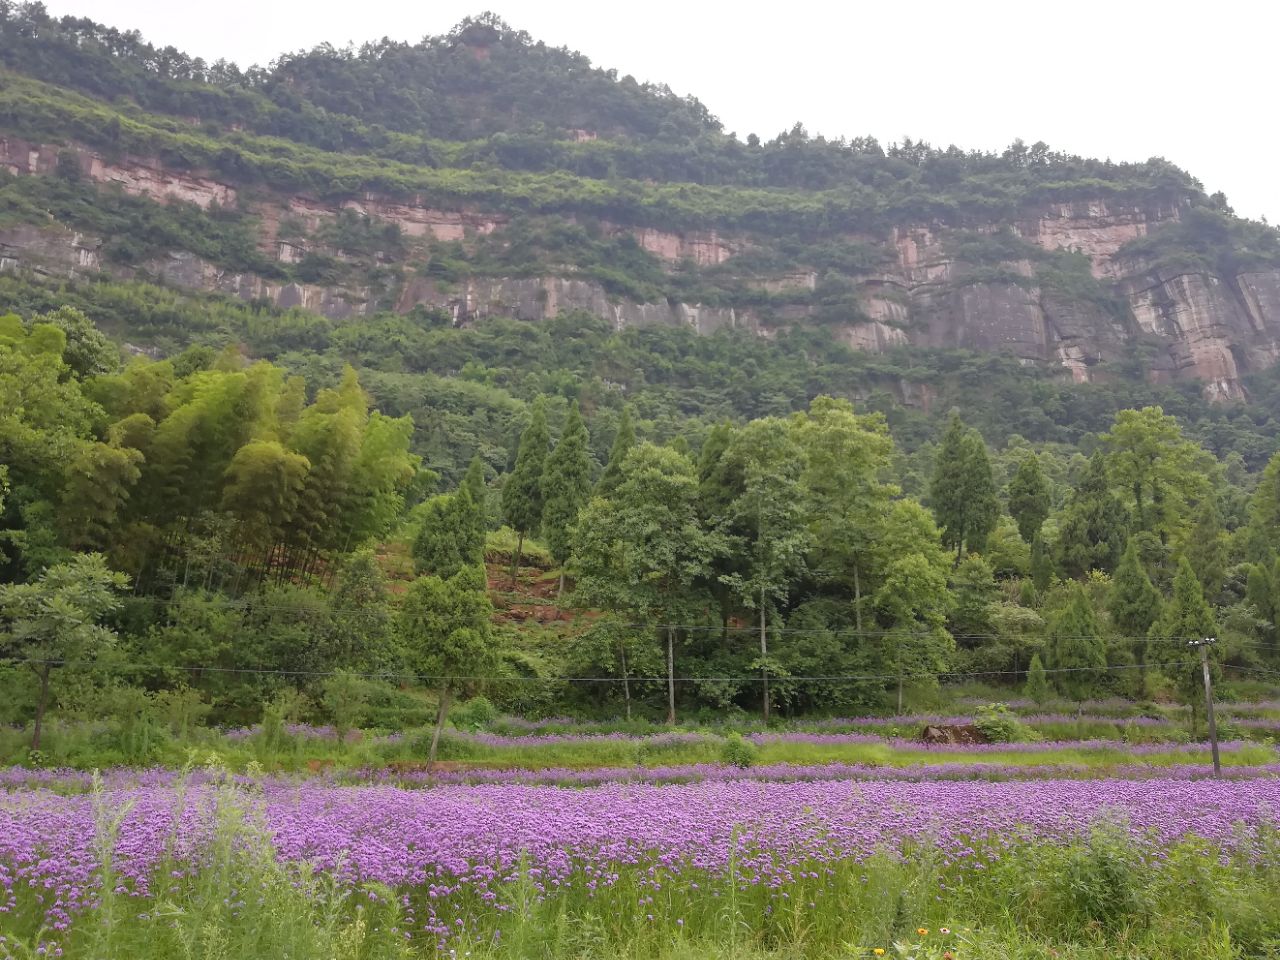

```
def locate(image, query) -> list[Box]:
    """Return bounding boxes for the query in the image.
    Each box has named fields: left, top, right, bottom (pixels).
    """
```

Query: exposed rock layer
left=2, top=137, right=1278, bottom=400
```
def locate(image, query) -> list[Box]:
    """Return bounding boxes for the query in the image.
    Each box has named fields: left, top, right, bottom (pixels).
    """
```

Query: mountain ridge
left=1, top=3, right=1279, bottom=404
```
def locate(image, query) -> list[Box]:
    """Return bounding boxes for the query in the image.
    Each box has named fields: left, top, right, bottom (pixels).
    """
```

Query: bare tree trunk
left=557, top=570, right=565, bottom=600
left=428, top=687, right=452, bottom=765
left=760, top=587, right=769, bottom=723
left=665, top=625, right=676, bottom=725
left=619, top=643, right=631, bottom=721
left=31, top=665, right=51, bottom=752
left=852, top=564, right=863, bottom=633
left=510, top=532, right=524, bottom=590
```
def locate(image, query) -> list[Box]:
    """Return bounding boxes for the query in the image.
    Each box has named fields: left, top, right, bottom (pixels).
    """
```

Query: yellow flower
left=917, top=928, right=929, bottom=936
left=873, top=950, right=885, bottom=957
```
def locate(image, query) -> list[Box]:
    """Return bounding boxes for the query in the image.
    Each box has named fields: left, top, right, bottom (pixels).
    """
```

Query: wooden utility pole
left=1189, top=637, right=1221, bottom=779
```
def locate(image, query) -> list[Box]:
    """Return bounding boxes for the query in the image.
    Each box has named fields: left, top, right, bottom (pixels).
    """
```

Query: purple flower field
left=2, top=774, right=1279, bottom=940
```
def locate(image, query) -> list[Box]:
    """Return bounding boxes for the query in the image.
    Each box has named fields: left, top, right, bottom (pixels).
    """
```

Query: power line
left=108, top=595, right=1269, bottom=645
left=0, top=655, right=1202, bottom=685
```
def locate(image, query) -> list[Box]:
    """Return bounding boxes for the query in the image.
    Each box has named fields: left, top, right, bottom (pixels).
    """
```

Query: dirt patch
left=919, top=724, right=988, bottom=745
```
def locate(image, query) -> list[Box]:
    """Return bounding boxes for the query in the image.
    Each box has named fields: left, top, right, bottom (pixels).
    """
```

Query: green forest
left=3, top=2, right=1280, bottom=763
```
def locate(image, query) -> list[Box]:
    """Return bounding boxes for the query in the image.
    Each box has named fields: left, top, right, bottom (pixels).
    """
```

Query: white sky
left=44, top=0, right=1280, bottom=222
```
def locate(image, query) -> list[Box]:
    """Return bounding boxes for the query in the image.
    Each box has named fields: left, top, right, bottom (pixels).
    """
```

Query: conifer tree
left=501, top=398, right=550, bottom=586
left=1108, top=538, right=1161, bottom=673
left=1149, top=557, right=1218, bottom=724
left=1183, top=496, right=1227, bottom=603
left=1030, top=532, right=1053, bottom=593
left=541, top=401, right=592, bottom=595
left=1047, top=582, right=1107, bottom=700
left=595, top=406, right=635, bottom=497
left=1109, top=539, right=1162, bottom=634
left=1055, top=452, right=1128, bottom=577
left=1007, top=452, right=1052, bottom=544
left=1025, top=652, right=1049, bottom=705
left=930, top=413, right=998, bottom=560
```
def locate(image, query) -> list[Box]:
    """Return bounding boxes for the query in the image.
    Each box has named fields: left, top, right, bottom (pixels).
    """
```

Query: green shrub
left=719, top=733, right=758, bottom=768
left=451, top=696, right=499, bottom=730
left=974, top=703, right=1037, bottom=743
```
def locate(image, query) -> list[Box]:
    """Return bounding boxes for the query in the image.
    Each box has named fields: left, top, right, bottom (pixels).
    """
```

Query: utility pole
left=1188, top=637, right=1221, bottom=779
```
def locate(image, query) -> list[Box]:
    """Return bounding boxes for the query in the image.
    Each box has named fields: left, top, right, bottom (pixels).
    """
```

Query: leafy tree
left=874, top=552, right=954, bottom=712
left=1046, top=582, right=1107, bottom=700
left=595, top=405, right=634, bottom=497
left=0, top=553, right=128, bottom=749
left=791, top=397, right=896, bottom=631
left=930, top=413, right=998, bottom=560
left=501, top=397, right=549, bottom=586
left=719, top=417, right=810, bottom=720
left=1148, top=557, right=1218, bottom=722
left=31, top=306, right=118, bottom=379
left=572, top=443, right=722, bottom=724
left=1024, top=652, right=1049, bottom=704
left=1007, top=452, right=1052, bottom=543
left=1104, top=406, right=1210, bottom=544
left=398, top=563, right=495, bottom=762
left=541, top=400, right=592, bottom=594
left=1055, top=452, right=1128, bottom=577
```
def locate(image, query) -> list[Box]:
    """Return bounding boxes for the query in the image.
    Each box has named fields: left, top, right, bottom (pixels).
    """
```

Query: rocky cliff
left=3, top=136, right=1279, bottom=400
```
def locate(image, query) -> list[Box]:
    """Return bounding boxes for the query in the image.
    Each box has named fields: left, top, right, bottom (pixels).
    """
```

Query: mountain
left=3, top=4, right=1280, bottom=474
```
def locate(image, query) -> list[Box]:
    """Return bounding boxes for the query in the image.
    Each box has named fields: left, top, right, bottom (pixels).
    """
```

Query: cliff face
left=4, top=136, right=1279, bottom=399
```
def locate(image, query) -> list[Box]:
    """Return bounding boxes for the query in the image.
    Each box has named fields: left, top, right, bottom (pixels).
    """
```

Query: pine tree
left=501, top=398, right=550, bottom=587
left=1025, top=652, right=1049, bottom=704
left=929, top=413, right=999, bottom=560
left=1055, top=451, right=1129, bottom=577
left=1007, top=452, right=1052, bottom=543
left=541, top=401, right=592, bottom=595
left=1047, top=582, right=1107, bottom=700
left=1030, top=531, right=1053, bottom=593
left=1245, top=560, right=1275, bottom=647
left=1149, top=557, right=1218, bottom=723
left=1108, top=538, right=1161, bottom=674
left=1109, top=540, right=1161, bottom=633
left=595, top=406, right=635, bottom=497
left=1183, top=496, right=1227, bottom=603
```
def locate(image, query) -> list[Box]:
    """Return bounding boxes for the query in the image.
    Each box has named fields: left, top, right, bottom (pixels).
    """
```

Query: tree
left=541, top=401, right=592, bottom=595
left=1007, top=452, right=1052, bottom=544
left=1104, top=406, right=1210, bottom=544
left=1025, top=652, right=1049, bottom=704
left=1047, top=582, right=1107, bottom=700
left=572, top=443, right=722, bottom=724
left=595, top=405, right=634, bottom=497
left=874, top=552, right=954, bottom=713
left=949, top=553, right=998, bottom=642
left=791, top=397, right=896, bottom=632
left=930, top=413, right=998, bottom=560
left=1108, top=538, right=1161, bottom=673
left=1030, top=532, right=1054, bottom=593
left=1183, top=496, right=1228, bottom=603
left=398, top=563, right=495, bottom=763
left=1055, top=452, right=1129, bottom=577
left=0, top=554, right=128, bottom=750
left=501, top=398, right=549, bottom=587
left=412, top=486, right=483, bottom=580
left=719, top=418, right=810, bottom=721
left=1148, top=557, right=1218, bottom=723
